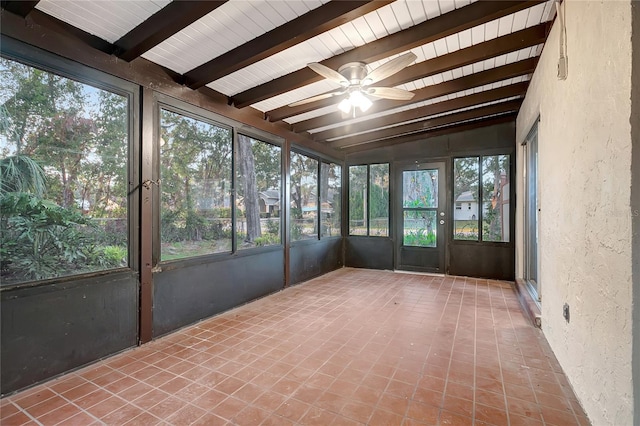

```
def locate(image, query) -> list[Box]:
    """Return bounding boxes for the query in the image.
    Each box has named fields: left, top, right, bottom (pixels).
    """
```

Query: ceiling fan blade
left=288, top=90, right=343, bottom=107
left=308, top=62, right=349, bottom=86
left=364, top=52, right=418, bottom=85
left=367, top=87, right=415, bottom=100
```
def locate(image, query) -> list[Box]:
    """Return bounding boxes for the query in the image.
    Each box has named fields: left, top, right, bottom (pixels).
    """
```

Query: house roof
left=0, top=0, right=555, bottom=154
left=456, top=190, right=476, bottom=202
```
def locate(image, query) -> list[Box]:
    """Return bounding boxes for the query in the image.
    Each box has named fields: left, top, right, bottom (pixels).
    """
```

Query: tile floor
left=1, top=268, right=590, bottom=425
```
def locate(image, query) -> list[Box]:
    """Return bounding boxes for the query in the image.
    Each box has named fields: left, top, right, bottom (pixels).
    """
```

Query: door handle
left=439, top=220, right=445, bottom=225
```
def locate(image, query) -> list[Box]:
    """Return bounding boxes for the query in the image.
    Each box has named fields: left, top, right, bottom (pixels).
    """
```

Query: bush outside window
left=236, top=134, right=281, bottom=249
left=0, top=58, right=130, bottom=285
left=160, top=109, right=232, bottom=260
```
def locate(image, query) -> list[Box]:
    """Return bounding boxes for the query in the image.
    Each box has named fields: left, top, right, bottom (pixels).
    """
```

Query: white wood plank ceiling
left=24, top=0, right=556, bottom=151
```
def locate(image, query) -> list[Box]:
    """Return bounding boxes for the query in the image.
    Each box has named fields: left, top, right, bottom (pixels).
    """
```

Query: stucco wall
left=515, top=1, right=634, bottom=424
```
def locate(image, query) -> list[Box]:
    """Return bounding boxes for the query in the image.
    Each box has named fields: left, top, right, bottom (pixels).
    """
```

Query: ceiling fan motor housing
left=338, top=62, right=369, bottom=85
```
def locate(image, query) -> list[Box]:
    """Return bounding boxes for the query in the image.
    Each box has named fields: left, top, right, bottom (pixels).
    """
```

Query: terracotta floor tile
left=541, top=406, right=580, bottom=425
left=212, top=396, right=248, bottom=421
left=36, top=403, right=84, bottom=425
left=24, top=395, right=68, bottom=419
left=13, top=388, right=56, bottom=410
left=339, top=400, right=375, bottom=423
left=474, top=403, right=508, bottom=425
left=100, top=403, right=144, bottom=426
left=273, top=397, right=310, bottom=422
left=368, top=408, right=404, bottom=426
left=47, top=375, right=87, bottom=395
left=252, top=390, right=287, bottom=412
left=2, top=269, right=590, bottom=426
left=1, top=410, right=33, bottom=426
left=166, top=403, right=207, bottom=425
left=405, top=400, right=440, bottom=424
left=85, top=395, right=128, bottom=419
left=122, top=411, right=163, bottom=425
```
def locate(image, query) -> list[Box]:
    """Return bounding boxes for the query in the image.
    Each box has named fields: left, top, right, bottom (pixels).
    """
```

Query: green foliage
left=101, top=245, right=127, bottom=266
left=404, top=228, right=436, bottom=247
left=0, top=155, right=47, bottom=197
left=254, top=233, right=280, bottom=246
left=0, top=192, right=93, bottom=281
left=266, top=219, right=280, bottom=235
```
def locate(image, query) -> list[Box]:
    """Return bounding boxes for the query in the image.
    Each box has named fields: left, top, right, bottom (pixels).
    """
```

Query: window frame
left=154, top=93, right=285, bottom=266
left=320, top=161, right=342, bottom=239
left=0, top=39, right=140, bottom=289
left=347, top=163, right=390, bottom=238
left=451, top=152, right=513, bottom=246
left=235, top=132, right=284, bottom=251
left=289, top=146, right=343, bottom=245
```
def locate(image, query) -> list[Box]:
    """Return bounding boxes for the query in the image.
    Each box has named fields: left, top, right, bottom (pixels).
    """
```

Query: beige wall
left=515, top=1, right=634, bottom=424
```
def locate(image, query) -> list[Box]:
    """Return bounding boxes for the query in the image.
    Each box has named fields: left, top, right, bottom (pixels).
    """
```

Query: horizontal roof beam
left=343, top=114, right=517, bottom=153
left=114, top=1, right=228, bottom=62
left=331, top=99, right=522, bottom=148
left=184, top=1, right=392, bottom=89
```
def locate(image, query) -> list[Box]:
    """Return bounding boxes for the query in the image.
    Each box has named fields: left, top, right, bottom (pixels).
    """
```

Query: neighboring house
left=258, top=189, right=280, bottom=216
left=454, top=191, right=478, bottom=221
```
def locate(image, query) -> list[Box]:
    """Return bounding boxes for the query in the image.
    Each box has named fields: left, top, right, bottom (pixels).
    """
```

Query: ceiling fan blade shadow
left=308, top=63, right=349, bottom=86
left=367, top=86, right=415, bottom=100
left=364, top=52, right=418, bottom=85
left=288, top=90, right=344, bottom=107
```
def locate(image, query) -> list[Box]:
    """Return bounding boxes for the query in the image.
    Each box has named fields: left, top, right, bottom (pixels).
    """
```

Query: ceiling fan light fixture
left=351, top=90, right=372, bottom=112
left=339, top=90, right=372, bottom=114
left=338, top=98, right=352, bottom=114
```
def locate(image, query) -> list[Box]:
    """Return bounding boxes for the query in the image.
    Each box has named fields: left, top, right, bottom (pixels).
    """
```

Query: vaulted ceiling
left=0, top=0, right=555, bottom=153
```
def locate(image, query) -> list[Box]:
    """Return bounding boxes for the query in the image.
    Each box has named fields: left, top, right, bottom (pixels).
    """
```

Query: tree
left=237, top=135, right=261, bottom=243
left=0, top=155, right=46, bottom=197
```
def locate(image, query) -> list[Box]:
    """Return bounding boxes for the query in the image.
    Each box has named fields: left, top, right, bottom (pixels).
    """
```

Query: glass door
left=395, top=161, right=446, bottom=273
left=524, top=122, right=540, bottom=302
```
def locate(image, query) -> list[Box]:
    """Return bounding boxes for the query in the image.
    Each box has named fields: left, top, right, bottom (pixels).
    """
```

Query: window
left=348, top=163, right=389, bottom=236
left=0, top=58, right=131, bottom=285
left=236, top=134, right=281, bottom=249
left=482, top=155, right=510, bottom=242
left=402, top=169, right=438, bottom=247
left=453, top=157, right=479, bottom=240
left=320, top=162, right=341, bottom=238
left=453, top=155, right=510, bottom=242
left=290, top=151, right=318, bottom=241
left=348, top=165, right=367, bottom=235
left=160, top=109, right=232, bottom=261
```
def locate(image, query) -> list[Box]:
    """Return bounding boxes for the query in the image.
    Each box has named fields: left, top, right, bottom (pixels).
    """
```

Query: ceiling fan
left=289, top=52, right=417, bottom=115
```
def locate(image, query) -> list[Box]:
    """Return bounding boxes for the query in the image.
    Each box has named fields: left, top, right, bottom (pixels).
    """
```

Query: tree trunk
left=489, top=164, right=501, bottom=238
left=238, top=135, right=261, bottom=242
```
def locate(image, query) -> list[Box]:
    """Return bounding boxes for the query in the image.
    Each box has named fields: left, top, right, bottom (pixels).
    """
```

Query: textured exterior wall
left=516, top=1, right=634, bottom=424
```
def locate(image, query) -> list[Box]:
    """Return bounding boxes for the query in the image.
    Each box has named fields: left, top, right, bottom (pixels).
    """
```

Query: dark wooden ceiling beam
left=24, top=9, right=114, bottom=53
left=331, top=99, right=522, bottom=148
left=1, top=1, right=39, bottom=17
left=114, top=1, right=228, bottom=62
left=184, top=1, right=392, bottom=89
left=230, top=0, right=542, bottom=108
left=343, top=114, right=516, bottom=153
left=313, top=81, right=528, bottom=141
left=267, top=22, right=547, bottom=122
left=296, top=57, right=536, bottom=133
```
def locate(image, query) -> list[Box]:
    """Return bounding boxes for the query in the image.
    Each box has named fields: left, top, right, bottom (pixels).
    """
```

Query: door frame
left=393, top=159, right=450, bottom=274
